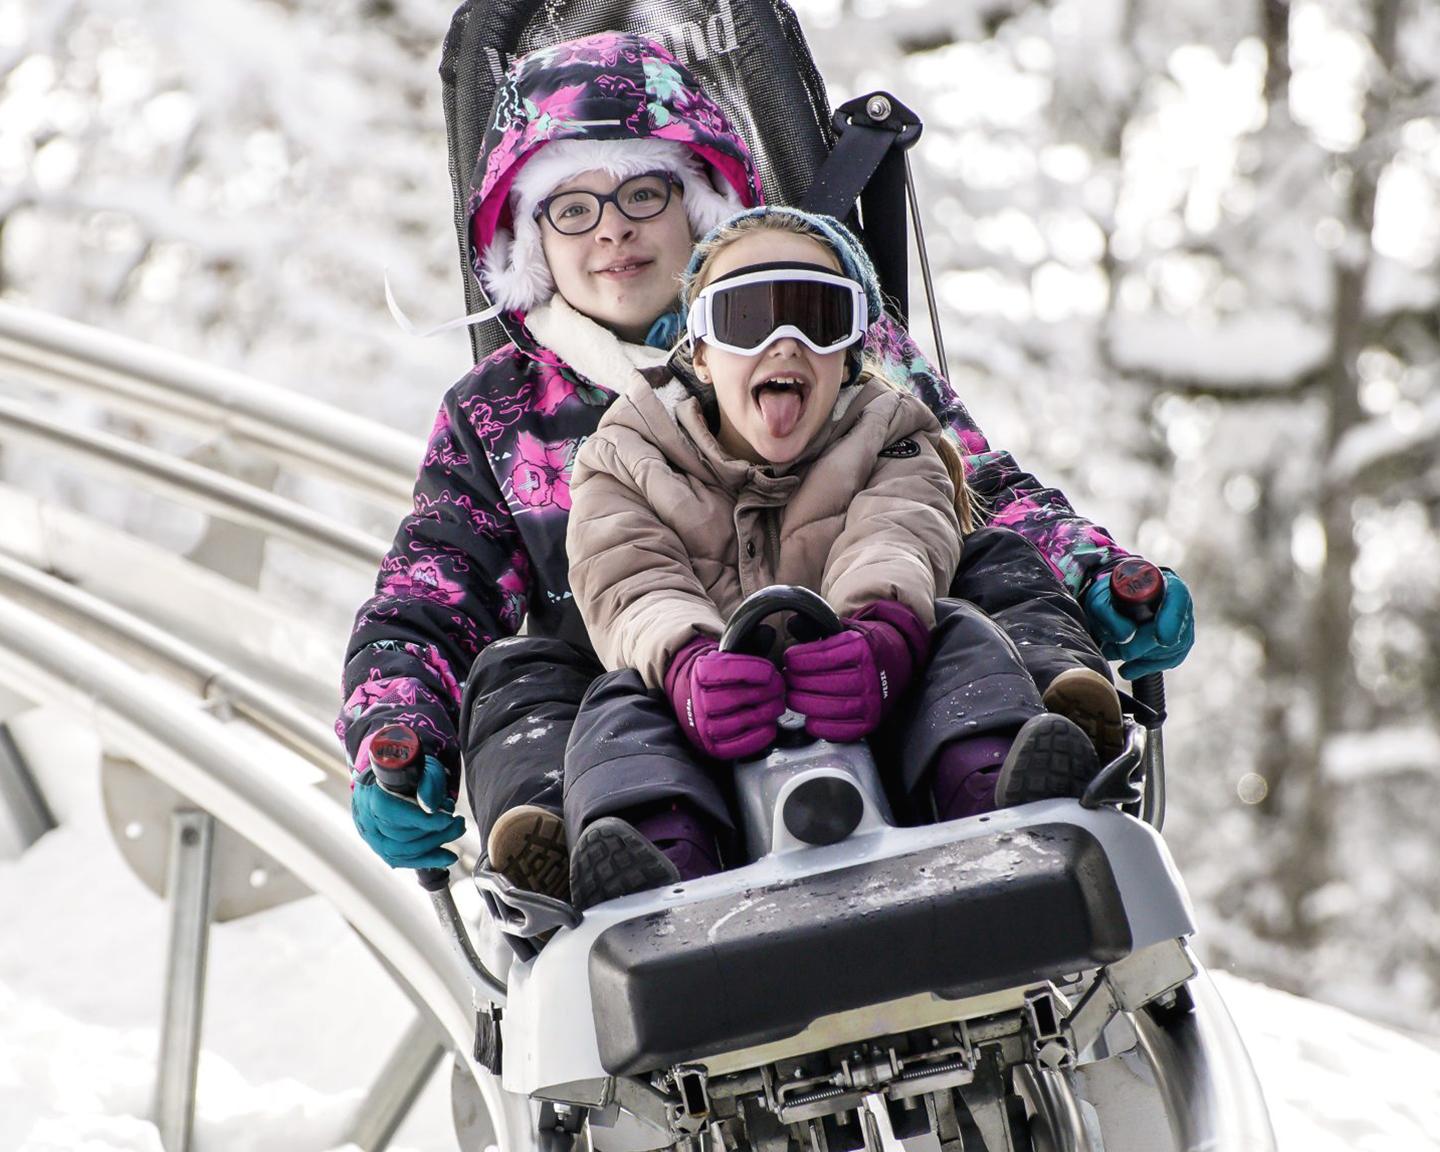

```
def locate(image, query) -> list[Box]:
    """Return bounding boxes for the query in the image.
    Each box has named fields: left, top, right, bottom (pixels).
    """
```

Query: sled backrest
left=440, top=0, right=836, bottom=362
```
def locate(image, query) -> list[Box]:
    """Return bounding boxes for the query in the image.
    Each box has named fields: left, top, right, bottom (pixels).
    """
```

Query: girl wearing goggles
left=563, top=208, right=1120, bottom=908
left=686, top=256, right=869, bottom=465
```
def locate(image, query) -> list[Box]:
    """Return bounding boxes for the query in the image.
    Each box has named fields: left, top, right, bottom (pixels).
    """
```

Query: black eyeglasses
left=535, top=171, right=683, bottom=236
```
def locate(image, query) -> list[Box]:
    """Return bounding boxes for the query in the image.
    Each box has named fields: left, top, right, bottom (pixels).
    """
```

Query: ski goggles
left=686, top=264, right=868, bottom=356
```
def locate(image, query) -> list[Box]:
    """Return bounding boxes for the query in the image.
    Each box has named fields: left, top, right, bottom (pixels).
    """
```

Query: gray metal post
left=153, top=810, right=216, bottom=1152
left=0, top=722, right=55, bottom=857
left=346, top=1014, right=448, bottom=1151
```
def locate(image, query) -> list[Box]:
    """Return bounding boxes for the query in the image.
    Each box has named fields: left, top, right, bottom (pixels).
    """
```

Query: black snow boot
left=569, top=817, right=682, bottom=911
left=993, top=714, right=1100, bottom=809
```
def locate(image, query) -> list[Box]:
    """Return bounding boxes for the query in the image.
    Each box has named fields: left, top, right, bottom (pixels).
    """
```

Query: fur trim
left=526, top=294, right=666, bottom=397
left=481, top=139, right=743, bottom=314
left=653, top=379, right=692, bottom=418
left=481, top=225, right=554, bottom=313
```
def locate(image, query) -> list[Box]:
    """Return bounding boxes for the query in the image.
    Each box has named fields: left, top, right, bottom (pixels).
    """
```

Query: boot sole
left=486, top=805, right=570, bottom=902
left=1042, top=668, right=1124, bottom=765
left=570, top=817, right=681, bottom=912
left=994, top=714, right=1100, bottom=808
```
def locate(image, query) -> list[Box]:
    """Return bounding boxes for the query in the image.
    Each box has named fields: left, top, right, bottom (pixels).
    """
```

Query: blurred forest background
left=1, top=0, right=1437, bottom=1038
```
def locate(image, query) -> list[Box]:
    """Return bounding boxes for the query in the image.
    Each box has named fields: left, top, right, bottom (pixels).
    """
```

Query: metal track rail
left=0, top=302, right=422, bottom=504
left=0, top=395, right=388, bottom=569
left=0, top=594, right=526, bottom=1147
left=1140, top=970, right=1277, bottom=1152
left=0, top=550, right=342, bottom=775
left=0, top=540, right=482, bottom=865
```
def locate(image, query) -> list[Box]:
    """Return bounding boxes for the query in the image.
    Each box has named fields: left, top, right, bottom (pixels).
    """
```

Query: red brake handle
left=369, top=723, right=423, bottom=797
left=1109, top=558, right=1165, bottom=625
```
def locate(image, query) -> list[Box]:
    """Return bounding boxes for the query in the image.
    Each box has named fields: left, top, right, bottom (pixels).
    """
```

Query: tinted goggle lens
left=707, top=279, right=859, bottom=353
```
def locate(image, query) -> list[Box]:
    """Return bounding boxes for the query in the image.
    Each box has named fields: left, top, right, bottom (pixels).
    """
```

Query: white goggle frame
left=686, top=267, right=867, bottom=357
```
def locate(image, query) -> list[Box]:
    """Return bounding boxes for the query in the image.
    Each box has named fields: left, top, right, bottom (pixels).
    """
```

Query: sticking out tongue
left=755, top=384, right=804, bottom=439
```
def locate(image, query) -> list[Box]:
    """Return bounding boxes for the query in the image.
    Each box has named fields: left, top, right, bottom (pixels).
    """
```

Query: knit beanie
left=683, top=206, right=887, bottom=332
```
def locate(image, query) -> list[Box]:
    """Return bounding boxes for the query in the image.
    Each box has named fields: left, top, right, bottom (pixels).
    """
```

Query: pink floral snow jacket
left=338, top=32, right=1127, bottom=778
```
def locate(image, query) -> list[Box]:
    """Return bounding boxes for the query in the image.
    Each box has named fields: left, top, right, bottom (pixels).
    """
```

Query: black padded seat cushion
left=589, top=824, right=1132, bottom=1075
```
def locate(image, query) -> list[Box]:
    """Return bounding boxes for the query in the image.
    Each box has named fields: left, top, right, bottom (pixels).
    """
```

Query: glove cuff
left=852, top=601, right=931, bottom=663
left=1081, top=565, right=1117, bottom=604
left=849, top=601, right=931, bottom=710
left=664, top=635, right=719, bottom=721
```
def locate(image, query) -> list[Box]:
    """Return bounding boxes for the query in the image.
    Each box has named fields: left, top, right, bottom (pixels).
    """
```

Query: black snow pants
left=950, top=526, right=1112, bottom=693
left=460, top=635, right=604, bottom=846
left=462, top=527, right=1110, bottom=842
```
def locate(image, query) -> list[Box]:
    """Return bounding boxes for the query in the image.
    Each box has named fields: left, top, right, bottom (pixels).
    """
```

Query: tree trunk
left=1272, top=0, right=1400, bottom=947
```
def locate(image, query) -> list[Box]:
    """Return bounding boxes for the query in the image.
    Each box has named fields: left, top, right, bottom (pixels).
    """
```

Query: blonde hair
left=685, top=213, right=974, bottom=533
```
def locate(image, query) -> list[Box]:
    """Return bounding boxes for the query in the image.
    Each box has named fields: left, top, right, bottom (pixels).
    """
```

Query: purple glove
left=782, top=601, right=930, bottom=742
left=665, top=636, right=786, bottom=760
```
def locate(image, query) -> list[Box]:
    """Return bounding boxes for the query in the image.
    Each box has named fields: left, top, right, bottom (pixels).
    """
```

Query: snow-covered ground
left=0, top=709, right=458, bottom=1152
left=3, top=707, right=1439, bottom=1151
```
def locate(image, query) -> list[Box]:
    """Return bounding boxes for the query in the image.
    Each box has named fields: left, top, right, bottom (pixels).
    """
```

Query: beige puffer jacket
left=567, top=373, right=962, bottom=688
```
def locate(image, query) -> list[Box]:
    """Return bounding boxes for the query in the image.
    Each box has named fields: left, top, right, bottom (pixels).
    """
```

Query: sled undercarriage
left=564, top=944, right=1200, bottom=1152
left=499, top=789, right=1205, bottom=1152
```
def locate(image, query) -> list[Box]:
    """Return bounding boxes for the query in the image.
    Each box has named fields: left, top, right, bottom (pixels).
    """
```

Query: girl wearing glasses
left=562, top=208, right=1111, bottom=908
left=339, top=33, right=1193, bottom=905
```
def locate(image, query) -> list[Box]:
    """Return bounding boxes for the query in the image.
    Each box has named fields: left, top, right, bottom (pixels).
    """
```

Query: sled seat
left=588, top=823, right=1133, bottom=1075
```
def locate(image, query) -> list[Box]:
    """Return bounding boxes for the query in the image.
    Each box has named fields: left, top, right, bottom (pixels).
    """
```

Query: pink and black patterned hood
left=466, top=31, right=763, bottom=299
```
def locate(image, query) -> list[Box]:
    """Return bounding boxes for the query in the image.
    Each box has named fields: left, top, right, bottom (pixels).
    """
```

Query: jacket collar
left=524, top=294, right=670, bottom=400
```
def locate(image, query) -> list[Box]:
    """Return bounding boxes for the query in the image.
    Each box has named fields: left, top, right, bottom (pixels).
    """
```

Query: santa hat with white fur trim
left=479, top=138, right=745, bottom=314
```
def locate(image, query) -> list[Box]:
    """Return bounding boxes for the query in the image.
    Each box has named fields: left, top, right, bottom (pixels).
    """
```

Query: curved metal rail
left=0, top=395, right=388, bottom=569
left=0, top=537, right=482, bottom=864
left=0, top=594, right=528, bottom=1147
left=1140, top=970, right=1277, bottom=1151
left=0, top=550, right=342, bottom=775
left=0, top=302, right=422, bottom=504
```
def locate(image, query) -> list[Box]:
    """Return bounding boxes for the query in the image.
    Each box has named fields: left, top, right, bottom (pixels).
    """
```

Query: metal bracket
left=666, top=1065, right=712, bottom=1136
left=101, top=754, right=309, bottom=920
left=0, top=717, right=55, bottom=857
left=1038, top=939, right=1197, bottom=1069
left=152, top=810, right=215, bottom=1152
left=346, top=1014, right=447, bottom=1151
left=182, top=438, right=280, bottom=588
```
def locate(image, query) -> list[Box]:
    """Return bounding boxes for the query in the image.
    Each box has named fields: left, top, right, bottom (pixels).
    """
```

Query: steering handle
left=1109, top=557, right=1165, bottom=624
left=719, top=585, right=845, bottom=653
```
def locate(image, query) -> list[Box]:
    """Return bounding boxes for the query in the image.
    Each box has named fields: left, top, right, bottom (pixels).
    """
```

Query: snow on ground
left=1215, top=972, right=1440, bottom=1152
left=0, top=712, right=457, bottom=1152
left=2, top=711, right=1439, bottom=1151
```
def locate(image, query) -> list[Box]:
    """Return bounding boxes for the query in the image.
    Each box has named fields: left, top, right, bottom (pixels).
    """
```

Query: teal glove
left=351, top=754, right=465, bottom=870
left=1083, top=568, right=1195, bottom=681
